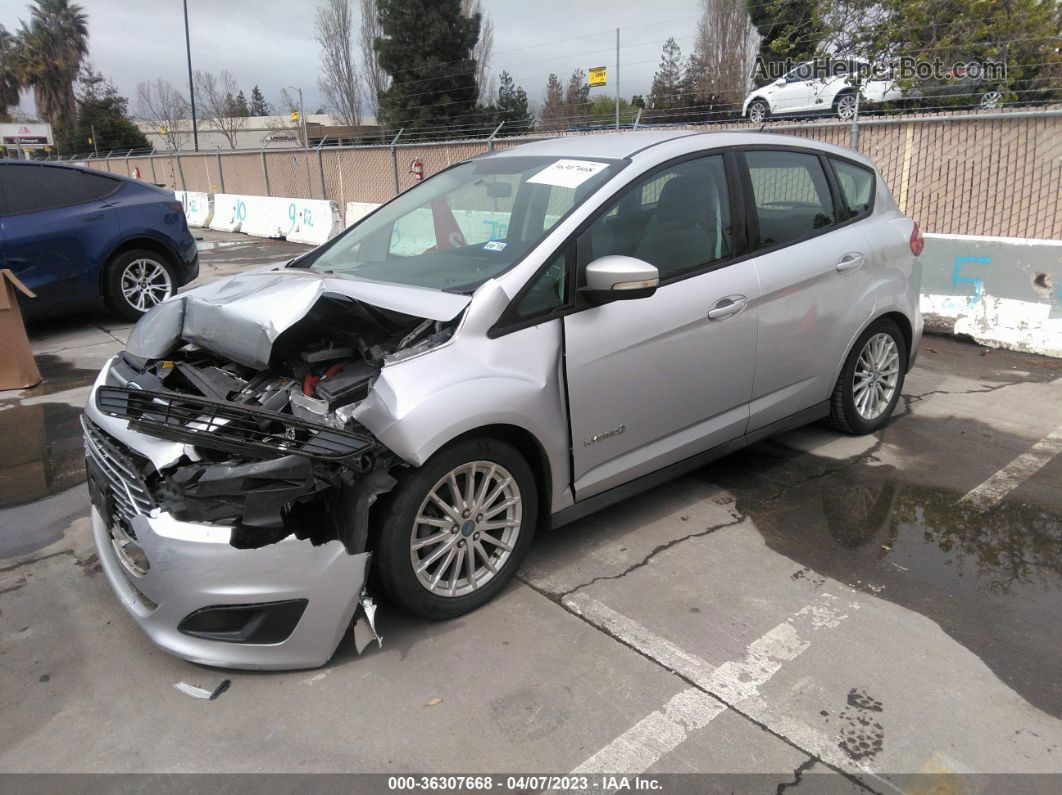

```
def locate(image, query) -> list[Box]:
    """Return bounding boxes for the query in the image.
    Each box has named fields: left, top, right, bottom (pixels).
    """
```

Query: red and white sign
left=1, top=122, right=53, bottom=146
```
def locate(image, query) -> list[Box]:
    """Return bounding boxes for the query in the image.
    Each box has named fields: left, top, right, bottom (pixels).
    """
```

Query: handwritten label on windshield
left=527, top=159, right=609, bottom=190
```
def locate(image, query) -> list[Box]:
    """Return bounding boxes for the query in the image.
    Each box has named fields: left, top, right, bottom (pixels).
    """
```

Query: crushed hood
left=126, top=268, right=471, bottom=369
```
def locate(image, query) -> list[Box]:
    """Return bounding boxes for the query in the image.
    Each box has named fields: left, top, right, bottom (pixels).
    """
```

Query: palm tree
left=15, top=0, right=89, bottom=135
left=0, top=26, right=23, bottom=114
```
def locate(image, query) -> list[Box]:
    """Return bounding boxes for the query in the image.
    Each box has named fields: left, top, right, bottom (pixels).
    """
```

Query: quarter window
left=511, top=249, right=569, bottom=321
left=745, top=150, right=836, bottom=249
left=582, top=154, right=732, bottom=282
left=830, top=158, right=875, bottom=217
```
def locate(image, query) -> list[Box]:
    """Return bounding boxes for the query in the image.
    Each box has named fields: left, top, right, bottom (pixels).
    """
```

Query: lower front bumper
left=91, top=506, right=370, bottom=670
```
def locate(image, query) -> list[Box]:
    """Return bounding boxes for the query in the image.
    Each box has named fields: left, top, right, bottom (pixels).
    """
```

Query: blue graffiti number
left=952, top=255, right=991, bottom=305
left=236, top=200, right=247, bottom=222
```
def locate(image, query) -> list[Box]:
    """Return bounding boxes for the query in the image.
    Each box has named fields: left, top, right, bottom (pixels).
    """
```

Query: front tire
left=373, top=438, right=538, bottom=620
left=835, top=92, right=859, bottom=121
left=103, top=249, right=176, bottom=321
left=826, top=318, right=907, bottom=435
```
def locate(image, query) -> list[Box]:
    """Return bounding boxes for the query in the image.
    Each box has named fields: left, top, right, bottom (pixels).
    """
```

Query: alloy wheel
left=979, top=90, right=1002, bottom=110
left=409, top=461, right=522, bottom=598
left=853, top=333, right=900, bottom=421
left=120, top=258, right=173, bottom=312
left=749, top=102, right=767, bottom=123
left=837, top=94, right=858, bottom=120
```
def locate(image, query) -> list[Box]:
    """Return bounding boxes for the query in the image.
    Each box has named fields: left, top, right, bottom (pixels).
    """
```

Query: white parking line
left=957, top=426, right=1062, bottom=511
left=564, top=592, right=848, bottom=774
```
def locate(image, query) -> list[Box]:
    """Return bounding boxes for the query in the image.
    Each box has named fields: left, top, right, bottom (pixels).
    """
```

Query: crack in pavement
left=776, top=758, right=817, bottom=794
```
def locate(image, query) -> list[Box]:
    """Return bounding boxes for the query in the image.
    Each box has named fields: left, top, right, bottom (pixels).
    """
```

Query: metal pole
left=633, top=108, right=643, bottom=130
left=487, top=121, right=504, bottom=152
left=260, top=144, right=272, bottom=197
left=615, top=28, right=620, bottom=130
left=183, top=0, right=199, bottom=151
left=390, top=128, right=403, bottom=196
left=90, top=125, right=99, bottom=158
left=850, top=90, right=861, bottom=150
left=123, top=148, right=132, bottom=177
left=299, top=89, right=308, bottom=150
left=149, top=151, right=157, bottom=184
left=316, top=137, right=327, bottom=199
left=215, top=148, right=225, bottom=193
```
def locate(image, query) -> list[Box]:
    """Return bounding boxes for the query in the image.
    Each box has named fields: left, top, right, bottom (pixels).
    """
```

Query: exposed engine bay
left=96, top=288, right=460, bottom=553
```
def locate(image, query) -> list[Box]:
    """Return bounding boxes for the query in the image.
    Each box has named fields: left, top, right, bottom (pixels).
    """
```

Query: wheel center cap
left=461, top=520, right=475, bottom=537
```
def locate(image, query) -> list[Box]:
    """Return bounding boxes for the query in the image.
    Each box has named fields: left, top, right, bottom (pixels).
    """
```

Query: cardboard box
left=0, top=268, right=41, bottom=390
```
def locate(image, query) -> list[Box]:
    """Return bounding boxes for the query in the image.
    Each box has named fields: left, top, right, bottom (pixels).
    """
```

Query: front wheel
left=373, top=438, right=537, bottom=619
left=826, top=319, right=907, bottom=435
left=103, top=249, right=176, bottom=321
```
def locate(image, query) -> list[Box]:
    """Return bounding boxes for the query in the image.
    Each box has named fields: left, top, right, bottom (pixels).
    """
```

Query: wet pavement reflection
left=700, top=440, right=1062, bottom=719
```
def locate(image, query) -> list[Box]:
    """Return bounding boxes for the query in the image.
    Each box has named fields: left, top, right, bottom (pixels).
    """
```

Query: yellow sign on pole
left=290, top=110, right=300, bottom=123
left=589, top=66, right=607, bottom=87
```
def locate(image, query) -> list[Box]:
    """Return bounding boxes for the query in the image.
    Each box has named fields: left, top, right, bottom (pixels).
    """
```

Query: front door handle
left=836, top=252, right=864, bottom=272
left=708, top=295, right=747, bottom=320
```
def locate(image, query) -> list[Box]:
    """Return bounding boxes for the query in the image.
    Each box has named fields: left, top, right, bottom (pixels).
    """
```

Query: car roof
left=1, top=158, right=134, bottom=182
left=485, top=130, right=875, bottom=168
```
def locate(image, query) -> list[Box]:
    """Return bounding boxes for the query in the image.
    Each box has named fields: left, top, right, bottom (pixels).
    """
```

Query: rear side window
left=830, top=158, right=875, bottom=217
left=745, top=150, right=836, bottom=249
left=0, top=166, right=117, bottom=215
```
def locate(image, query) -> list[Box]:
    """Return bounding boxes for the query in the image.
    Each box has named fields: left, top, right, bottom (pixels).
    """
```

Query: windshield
left=300, top=155, right=623, bottom=293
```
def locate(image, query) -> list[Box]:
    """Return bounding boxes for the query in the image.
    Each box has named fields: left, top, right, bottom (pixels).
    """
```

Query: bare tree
left=687, top=0, right=758, bottom=116
left=461, top=0, right=494, bottom=98
left=316, top=0, right=362, bottom=129
left=135, top=78, right=189, bottom=151
left=263, top=88, right=304, bottom=144
left=359, top=0, right=388, bottom=120
left=193, top=69, right=248, bottom=149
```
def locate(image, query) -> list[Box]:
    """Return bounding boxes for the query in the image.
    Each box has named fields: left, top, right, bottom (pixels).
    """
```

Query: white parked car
left=743, top=60, right=903, bottom=123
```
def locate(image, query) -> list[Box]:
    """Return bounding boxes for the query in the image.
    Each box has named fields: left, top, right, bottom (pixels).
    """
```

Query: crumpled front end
left=82, top=270, right=462, bottom=669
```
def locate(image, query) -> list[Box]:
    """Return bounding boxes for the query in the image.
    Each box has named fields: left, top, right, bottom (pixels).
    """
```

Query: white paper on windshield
left=527, top=159, right=609, bottom=190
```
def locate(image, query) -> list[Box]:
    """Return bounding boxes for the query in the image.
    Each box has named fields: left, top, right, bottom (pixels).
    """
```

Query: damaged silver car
left=83, top=131, right=923, bottom=669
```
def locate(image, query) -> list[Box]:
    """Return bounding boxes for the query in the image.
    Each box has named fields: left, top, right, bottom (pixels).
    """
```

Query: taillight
left=910, top=222, right=924, bottom=256
left=167, top=201, right=184, bottom=212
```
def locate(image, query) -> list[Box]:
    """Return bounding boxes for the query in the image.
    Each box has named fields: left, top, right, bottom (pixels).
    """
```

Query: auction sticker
left=528, top=159, right=609, bottom=189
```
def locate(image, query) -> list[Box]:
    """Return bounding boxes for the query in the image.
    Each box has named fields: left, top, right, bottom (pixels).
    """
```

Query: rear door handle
left=836, top=252, right=864, bottom=271
left=708, top=295, right=747, bottom=320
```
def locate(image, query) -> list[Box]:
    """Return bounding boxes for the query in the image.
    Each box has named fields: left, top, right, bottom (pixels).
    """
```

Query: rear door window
left=745, top=150, right=837, bottom=249
left=830, top=158, right=875, bottom=218
left=0, top=165, right=100, bottom=215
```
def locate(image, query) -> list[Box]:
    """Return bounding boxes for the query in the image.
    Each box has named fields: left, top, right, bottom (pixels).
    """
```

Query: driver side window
left=582, top=154, right=732, bottom=282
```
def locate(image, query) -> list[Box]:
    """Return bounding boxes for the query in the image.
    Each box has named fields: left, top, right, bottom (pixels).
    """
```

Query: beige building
left=135, top=113, right=380, bottom=152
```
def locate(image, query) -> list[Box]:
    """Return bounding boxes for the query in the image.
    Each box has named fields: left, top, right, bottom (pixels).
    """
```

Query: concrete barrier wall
left=345, top=201, right=380, bottom=228
left=175, top=190, right=211, bottom=227
left=209, top=194, right=245, bottom=232
left=920, top=234, right=1062, bottom=357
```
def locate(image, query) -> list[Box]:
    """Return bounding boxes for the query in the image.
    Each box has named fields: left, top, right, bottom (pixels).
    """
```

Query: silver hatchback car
left=83, top=131, right=923, bottom=669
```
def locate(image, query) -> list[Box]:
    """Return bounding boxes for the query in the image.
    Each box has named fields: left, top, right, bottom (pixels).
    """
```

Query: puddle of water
left=701, top=442, right=1062, bottom=718
left=15, top=354, right=100, bottom=399
left=0, top=401, right=87, bottom=508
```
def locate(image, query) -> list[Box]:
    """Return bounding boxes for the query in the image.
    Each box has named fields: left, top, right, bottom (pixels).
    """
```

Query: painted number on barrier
left=953, top=255, right=991, bottom=305
left=236, top=200, right=247, bottom=222
left=289, top=203, right=314, bottom=234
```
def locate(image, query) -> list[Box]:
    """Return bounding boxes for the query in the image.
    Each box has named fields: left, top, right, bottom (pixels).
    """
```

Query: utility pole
left=615, top=28, right=620, bottom=130
left=183, top=0, right=199, bottom=151
left=90, top=125, right=99, bottom=158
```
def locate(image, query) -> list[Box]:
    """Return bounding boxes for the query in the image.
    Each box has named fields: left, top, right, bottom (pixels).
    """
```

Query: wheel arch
left=836, top=310, right=915, bottom=385
left=432, top=423, right=554, bottom=531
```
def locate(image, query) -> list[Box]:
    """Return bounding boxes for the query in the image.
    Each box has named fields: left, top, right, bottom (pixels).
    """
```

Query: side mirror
left=774, top=77, right=786, bottom=86
left=582, top=255, right=659, bottom=305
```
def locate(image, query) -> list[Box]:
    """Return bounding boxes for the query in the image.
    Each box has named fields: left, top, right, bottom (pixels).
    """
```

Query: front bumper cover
left=91, top=505, right=371, bottom=670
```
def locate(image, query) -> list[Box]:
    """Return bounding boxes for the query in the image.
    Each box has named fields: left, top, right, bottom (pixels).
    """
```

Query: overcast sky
left=1, top=0, right=706, bottom=119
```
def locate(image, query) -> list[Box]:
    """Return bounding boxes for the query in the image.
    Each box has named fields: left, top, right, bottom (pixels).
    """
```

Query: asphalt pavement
left=1, top=230, right=1060, bottom=788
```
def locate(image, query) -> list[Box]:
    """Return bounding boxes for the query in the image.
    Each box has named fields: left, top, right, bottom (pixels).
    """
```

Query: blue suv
left=0, top=160, right=199, bottom=321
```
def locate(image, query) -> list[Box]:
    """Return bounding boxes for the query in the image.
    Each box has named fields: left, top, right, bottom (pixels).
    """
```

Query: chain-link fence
left=72, top=107, right=1061, bottom=239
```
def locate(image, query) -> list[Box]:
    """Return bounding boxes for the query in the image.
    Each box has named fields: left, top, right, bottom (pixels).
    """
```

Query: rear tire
left=103, top=249, right=176, bottom=321
left=826, top=318, right=907, bottom=435
left=373, top=438, right=537, bottom=620
left=747, top=99, right=770, bottom=124
left=835, top=91, right=859, bottom=121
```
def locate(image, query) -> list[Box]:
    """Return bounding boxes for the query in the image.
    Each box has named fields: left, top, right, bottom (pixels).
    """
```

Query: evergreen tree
left=746, top=0, right=826, bottom=84
left=375, top=0, right=480, bottom=136
left=564, top=68, right=590, bottom=125
left=493, top=70, right=533, bottom=132
left=71, top=65, right=148, bottom=153
left=231, top=89, right=250, bottom=117
left=540, top=72, right=565, bottom=130
left=249, top=84, right=271, bottom=116
left=648, top=37, right=689, bottom=116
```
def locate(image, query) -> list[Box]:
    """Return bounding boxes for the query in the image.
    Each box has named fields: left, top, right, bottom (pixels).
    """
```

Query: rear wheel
left=373, top=438, right=537, bottom=619
left=103, top=249, right=176, bottom=321
left=835, top=92, right=859, bottom=120
left=826, top=318, right=907, bottom=435
left=747, top=99, right=770, bottom=124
